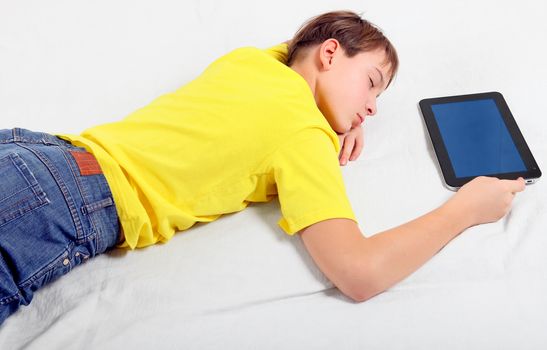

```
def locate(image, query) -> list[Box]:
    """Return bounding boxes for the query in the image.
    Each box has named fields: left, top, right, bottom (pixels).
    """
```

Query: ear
left=318, top=38, right=341, bottom=71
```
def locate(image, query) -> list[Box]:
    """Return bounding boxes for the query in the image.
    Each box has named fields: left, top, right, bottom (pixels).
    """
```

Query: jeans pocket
left=0, top=152, right=50, bottom=227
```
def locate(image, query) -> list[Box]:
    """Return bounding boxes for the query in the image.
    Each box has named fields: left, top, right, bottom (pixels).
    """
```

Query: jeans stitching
left=0, top=153, right=51, bottom=227
left=81, top=197, right=113, bottom=214
left=62, top=149, right=102, bottom=245
left=0, top=129, right=119, bottom=320
left=0, top=182, right=35, bottom=203
left=0, top=293, right=20, bottom=305
left=9, top=153, right=50, bottom=203
left=0, top=195, right=50, bottom=227
left=0, top=153, right=39, bottom=201
left=61, top=147, right=118, bottom=253
left=14, top=144, right=86, bottom=241
left=18, top=242, right=74, bottom=290
left=9, top=128, right=69, bottom=148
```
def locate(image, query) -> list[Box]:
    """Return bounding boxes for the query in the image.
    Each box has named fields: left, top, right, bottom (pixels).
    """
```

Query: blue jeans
left=0, top=128, right=121, bottom=325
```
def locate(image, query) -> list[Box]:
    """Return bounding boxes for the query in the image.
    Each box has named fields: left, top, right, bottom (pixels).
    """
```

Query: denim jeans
left=0, top=127, right=121, bottom=325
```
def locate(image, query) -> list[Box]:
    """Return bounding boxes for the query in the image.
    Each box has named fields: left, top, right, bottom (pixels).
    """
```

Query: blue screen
left=431, top=99, right=526, bottom=178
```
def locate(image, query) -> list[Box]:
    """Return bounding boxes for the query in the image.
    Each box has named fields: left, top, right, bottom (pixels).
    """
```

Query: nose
left=365, top=99, right=377, bottom=116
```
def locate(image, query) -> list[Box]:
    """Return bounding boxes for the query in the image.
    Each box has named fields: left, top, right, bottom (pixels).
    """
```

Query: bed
left=1, top=0, right=546, bottom=349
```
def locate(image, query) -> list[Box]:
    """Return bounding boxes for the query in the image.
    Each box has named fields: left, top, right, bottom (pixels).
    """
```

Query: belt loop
left=12, top=127, right=21, bottom=142
left=81, top=197, right=114, bottom=215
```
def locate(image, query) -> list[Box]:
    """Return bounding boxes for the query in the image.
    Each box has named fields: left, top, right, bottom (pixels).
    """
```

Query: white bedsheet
left=1, top=0, right=546, bottom=349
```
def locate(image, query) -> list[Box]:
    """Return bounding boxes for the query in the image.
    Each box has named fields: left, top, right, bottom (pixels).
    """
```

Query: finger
left=340, top=138, right=355, bottom=165
left=501, top=177, right=526, bottom=193
left=349, top=134, right=364, bottom=161
left=338, top=141, right=347, bottom=165
left=338, top=134, right=345, bottom=150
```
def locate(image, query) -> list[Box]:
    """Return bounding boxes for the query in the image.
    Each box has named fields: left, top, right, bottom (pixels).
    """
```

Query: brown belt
left=117, top=222, right=125, bottom=245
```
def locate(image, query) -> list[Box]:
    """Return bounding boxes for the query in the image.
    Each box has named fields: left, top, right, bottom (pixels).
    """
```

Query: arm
left=299, top=176, right=526, bottom=302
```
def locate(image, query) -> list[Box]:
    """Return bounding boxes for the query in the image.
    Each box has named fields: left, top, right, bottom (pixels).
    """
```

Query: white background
left=1, top=1, right=546, bottom=349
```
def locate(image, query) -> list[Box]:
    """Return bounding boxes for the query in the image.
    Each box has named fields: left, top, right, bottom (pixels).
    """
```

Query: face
left=315, top=42, right=391, bottom=134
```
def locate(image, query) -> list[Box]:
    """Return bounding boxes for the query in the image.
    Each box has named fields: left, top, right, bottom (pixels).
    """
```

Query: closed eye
left=369, top=77, right=374, bottom=88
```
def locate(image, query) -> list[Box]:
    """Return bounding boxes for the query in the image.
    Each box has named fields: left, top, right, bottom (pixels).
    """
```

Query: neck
left=289, top=60, right=318, bottom=102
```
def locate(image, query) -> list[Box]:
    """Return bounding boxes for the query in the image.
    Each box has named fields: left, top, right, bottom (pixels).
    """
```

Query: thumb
left=502, top=177, right=526, bottom=193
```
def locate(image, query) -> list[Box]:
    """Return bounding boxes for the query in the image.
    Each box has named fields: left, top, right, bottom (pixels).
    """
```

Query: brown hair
left=287, top=10, right=399, bottom=89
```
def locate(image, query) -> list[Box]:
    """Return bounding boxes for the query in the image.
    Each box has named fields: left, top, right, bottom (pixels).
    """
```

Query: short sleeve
left=263, top=43, right=289, bottom=64
left=273, top=129, right=357, bottom=235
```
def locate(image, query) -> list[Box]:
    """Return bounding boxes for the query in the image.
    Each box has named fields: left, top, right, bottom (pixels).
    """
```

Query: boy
left=0, top=10, right=525, bottom=324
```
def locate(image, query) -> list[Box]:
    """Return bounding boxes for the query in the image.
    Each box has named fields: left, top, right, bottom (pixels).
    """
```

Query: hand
left=337, top=125, right=364, bottom=166
left=444, top=176, right=526, bottom=227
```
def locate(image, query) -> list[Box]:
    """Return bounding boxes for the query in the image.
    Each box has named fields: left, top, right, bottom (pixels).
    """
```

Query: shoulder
left=262, top=43, right=289, bottom=63
left=215, top=43, right=288, bottom=67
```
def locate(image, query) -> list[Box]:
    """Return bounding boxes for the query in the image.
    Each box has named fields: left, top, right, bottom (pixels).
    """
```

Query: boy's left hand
left=337, top=125, right=364, bottom=166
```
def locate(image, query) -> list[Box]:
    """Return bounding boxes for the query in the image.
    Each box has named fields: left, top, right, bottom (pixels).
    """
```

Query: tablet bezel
left=419, top=91, right=542, bottom=190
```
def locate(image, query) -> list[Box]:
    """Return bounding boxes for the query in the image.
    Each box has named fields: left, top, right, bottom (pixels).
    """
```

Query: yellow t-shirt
left=56, top=43, right=356, bottom=250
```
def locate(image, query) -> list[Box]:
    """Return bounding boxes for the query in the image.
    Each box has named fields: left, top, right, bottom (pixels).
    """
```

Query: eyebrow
left=375, top=67, right=385, bottom=85
left=374, top=67, right=385, bottom=98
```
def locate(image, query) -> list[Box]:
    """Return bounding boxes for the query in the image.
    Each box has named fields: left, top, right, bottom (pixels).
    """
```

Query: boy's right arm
left=299, top=176, right=526, bottom=302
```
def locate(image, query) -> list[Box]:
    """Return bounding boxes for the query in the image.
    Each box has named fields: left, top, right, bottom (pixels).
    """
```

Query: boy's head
left=287, top=11, right=399, bottom=134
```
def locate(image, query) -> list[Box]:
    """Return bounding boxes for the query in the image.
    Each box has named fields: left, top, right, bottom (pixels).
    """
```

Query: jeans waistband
left=0, top=127, right=77, bottom=148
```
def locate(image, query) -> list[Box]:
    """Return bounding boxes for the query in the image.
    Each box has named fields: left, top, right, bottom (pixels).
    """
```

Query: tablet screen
left=431, top=98, right=527, bottom=178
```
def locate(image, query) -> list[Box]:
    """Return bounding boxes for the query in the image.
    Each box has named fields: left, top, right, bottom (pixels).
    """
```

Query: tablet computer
left=418, top=91, right=541, bottom=190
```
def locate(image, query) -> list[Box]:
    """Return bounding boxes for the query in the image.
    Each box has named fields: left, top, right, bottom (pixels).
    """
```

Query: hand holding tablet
left=419, top=92, right=542, bottom=190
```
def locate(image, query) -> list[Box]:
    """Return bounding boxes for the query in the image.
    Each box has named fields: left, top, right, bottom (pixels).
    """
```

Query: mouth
left=357, top=113, right=365, bottom=124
